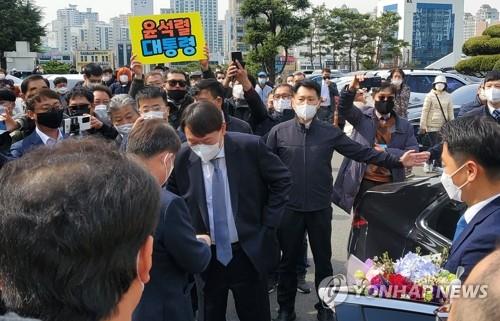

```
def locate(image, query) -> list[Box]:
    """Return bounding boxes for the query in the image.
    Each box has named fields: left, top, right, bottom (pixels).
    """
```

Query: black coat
left=167, top=132, right=292, bottom=275
left=133, top=190, right=211, bottom=321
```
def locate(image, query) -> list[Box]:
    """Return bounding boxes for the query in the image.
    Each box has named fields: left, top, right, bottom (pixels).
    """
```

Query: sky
left=34, top=0, right=500, bottom=26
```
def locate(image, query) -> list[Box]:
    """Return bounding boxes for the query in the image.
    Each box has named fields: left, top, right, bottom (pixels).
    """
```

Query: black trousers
left=202, top=245, right=270, bottom=321
left=277, top=207, right=333, bottom=313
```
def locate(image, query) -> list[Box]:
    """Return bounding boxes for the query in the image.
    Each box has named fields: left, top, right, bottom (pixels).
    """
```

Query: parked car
left=6, top=74, right=22, bottom=86
left=348, top=176, right=463, bottom=262
left=332, top=70, right=480, bottom=106
left=308, top=71, right=345, bottom=86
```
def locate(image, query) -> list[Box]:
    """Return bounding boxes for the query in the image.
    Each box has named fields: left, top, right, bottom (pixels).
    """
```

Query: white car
left=332, top=70, right=480, bottom=105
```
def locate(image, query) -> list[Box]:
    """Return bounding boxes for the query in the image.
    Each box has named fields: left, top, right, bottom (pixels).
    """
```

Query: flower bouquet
left=352, top=248, right=460, bottom=304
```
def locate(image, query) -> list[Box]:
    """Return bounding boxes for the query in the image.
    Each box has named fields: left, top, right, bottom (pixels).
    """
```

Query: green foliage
left=462, top=35, right=500, bottom=56
left=241, top=0, right=311, bottom=81
left=42, top=61, right=71, bottom=74
left=361, top=59, right=377, bottom=70
left=483, top=24, right=500, bottom=37
left=494, top=59, right=500, bottom=71
left=455, top=54, right=500, bottom=74
left=0, top=0, right=46, bottom=54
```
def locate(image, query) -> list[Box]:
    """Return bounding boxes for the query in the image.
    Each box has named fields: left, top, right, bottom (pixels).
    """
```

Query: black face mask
left=374, top=100, right=395, bottom=115
left=36, top=109, right=64, bottom=129
left=168, top=89, right=187, bottom=101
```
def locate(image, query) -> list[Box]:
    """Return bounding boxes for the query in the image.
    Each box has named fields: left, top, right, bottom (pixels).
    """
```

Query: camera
left=359, top=76, right=382, bottom=90
left=62, top=115, right=91, bottom=136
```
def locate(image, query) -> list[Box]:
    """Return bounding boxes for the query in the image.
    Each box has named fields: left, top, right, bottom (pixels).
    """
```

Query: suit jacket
left=463, top=105, right=499, bottom=123
left=167, top=132, right=292, bottom=275
left=10, top=130, right=44, bottom=159
left=133, top=190, right=211, bottom=321
left=177, top=113, right=252, bottom=143
left=444, top=196, right=500, bottom=281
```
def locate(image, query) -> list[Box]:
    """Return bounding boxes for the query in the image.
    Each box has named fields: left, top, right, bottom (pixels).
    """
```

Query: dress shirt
left=463, top=193, right=500, bottom=224
left=321, top=80, right=331, bottom=107
left=36, top=126, right=63, bottom=146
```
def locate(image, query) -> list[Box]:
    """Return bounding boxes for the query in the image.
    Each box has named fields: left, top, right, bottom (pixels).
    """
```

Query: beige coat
left=420, top=89, right=454, bottom=132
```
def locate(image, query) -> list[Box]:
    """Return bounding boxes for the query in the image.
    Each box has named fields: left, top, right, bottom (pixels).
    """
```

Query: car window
left=446, top=77, right=465, bottom=93
left=451, top=84, right=479, bottom=106
left=423, top=198, right=465, bottom=241
left=405, top=75, right=434, bottom=94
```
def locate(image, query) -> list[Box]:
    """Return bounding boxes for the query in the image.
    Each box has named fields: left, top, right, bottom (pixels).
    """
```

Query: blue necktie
left=211, top=158, right=233, bottom=266
left=492, top=109, right=500, bottom=122
left=452, top=215, right=468, bottom=243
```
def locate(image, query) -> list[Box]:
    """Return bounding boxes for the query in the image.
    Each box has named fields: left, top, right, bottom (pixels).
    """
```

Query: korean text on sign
left=129, top=12, right=206, bottom=64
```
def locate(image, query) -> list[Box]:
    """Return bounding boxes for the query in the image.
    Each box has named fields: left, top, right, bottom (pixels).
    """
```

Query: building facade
left=131, top=0, right=154, bottom=16
left=463, top=12, right=476, bottom=41
left=75, top=50, right=114, bottom=72
left=476, top=4, right=499, bottom=22
left=377, top=0, right=464, bottom=68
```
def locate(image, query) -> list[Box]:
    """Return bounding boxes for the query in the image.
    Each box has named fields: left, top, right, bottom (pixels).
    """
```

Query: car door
left=406, top=75, right=434, bottom=105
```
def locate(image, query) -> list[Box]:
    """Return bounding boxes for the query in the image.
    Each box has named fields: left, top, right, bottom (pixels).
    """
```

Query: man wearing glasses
left=10, top=89, right=66, bottom=158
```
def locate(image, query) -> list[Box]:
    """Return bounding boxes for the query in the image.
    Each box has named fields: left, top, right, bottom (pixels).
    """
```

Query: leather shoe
left=317, top=308, right=335, bottom=321
left=274, top=310, right=296, bottom=321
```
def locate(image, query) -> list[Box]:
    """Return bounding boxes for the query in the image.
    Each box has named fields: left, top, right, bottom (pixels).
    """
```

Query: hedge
left=462, top=35, right=500, bottom=56
left=483, top=24, right=500, bottom=38
left=455, top=54, right=500, bottom=74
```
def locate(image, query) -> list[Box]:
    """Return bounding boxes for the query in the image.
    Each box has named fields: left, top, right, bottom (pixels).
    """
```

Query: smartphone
left=231, top=51, right=244, bottom=68
left=359, top=76, right=382, bottom=90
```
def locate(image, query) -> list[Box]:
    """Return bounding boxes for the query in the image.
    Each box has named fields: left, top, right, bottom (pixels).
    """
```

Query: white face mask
left=435, top=83, right=446, bottom=92
left=115, top=123, right=133, bottom=136
left=484, top=87, right=500, bottom=104
left=143, top=111, right=165, bottom=120
left=190, top=133, right=222, bottom=163
left=391, top=79, right=403, bottom=87
left=56, top=87, right=68, bottom=95
left=258, top=78, right=267, bottom=86
left=0, top=73, right=5, bottom=80
left=295, top=104, right=318, bottom=122
left=232, top=84, right=245, bottom=100
left=102, top=75, right=112, bottom=82
left=119, top=75, right=129, bottom=83
left=273, top=98, right=292, bottom=113
left=440, top=163, right=469, bottom=202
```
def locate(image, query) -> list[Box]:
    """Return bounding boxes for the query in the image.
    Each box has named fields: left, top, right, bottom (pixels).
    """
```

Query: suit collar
left=451, top=196, right=500, bottom=255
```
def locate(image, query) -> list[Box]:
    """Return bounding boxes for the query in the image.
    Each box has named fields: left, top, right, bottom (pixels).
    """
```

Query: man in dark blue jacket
left=463, top=71, right=500, bottom=124
left=168, top=101, right=292, bottom=321
left=128, top=118, right=212, bottom=321
left=441, top=117, right=500, bottom=281
left=266, top=80, right=429, bottom=321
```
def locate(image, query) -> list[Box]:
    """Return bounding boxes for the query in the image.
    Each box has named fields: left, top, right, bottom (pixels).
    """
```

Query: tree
left=456, top=24, right=500, bottom=76
left=241, top=0, right=311, bottom=82
left=42, top=61, right=71, bottom=74
left=0, top=0, right=46, bottom=69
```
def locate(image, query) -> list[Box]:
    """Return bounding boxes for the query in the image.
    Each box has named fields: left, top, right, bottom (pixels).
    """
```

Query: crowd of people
left=0, top=46, right=499, bottom=321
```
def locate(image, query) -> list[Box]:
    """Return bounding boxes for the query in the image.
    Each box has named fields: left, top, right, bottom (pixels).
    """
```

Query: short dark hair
left=0, top=89, right=17, bottom=102
left=166, top=69, right=187, bottom=81
left=192, top=79, right=225, bottom=100
left=53, top=77, right=68, bottom=86
left=484, top=70, right=500, bottom=84
left=127, top=119, right=181, bottom=158
left=389, top=68, right=406, bottom=80
left=181, top=101, right=223, bottom=137
left=0, top=138, right=160, bottom=321
left=372, top=81, right=397, bottom=96
left=272, top=83, right=293, bottom=95
left=322, top=68, right=331, bottom=73
left=20, top=75, right=49, bottom=94
left=91, top=84, right=112, bottom=99
left=102, top=67, right=113, bottom=74
left=136, top=86, right=168, bottom=107
left=441, top=117, right=500, bottom=180
left=293, top=79, right=321, bottom=98
left=145, top=71, right=164, bottom=82
left=153, top=65, right=165, bottom=71
left=65, top=87, right=93, bottom=105
left=83, top=63, right=103, bottom=77
left=26, top=89, right=60, bottom=111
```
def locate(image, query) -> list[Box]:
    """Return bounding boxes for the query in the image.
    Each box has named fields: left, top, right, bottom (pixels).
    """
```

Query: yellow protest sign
left=129, top=12, right=206, bottom=64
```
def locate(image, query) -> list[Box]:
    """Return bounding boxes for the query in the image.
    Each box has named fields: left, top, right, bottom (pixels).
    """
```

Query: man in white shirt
left=255, top=71, right=273, bottom=104
left=440, top=117, right=500, bottom=281
left=318, top=68, right=340, bottom=126
left=10, top=89, right=65, bottom=158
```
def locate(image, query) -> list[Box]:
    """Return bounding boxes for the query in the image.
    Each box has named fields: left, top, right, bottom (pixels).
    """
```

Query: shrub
left=455, top=54, right=500, bottom=75
left=462, top=35, right=500, bottom=56
left=483, top=24, right=500, bottom=38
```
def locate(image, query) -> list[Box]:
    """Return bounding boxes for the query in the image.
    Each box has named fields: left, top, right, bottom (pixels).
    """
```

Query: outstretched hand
left=400, top=150, right=431, bottom=167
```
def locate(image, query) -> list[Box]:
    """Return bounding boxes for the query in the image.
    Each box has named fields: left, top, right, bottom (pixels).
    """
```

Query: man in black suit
left=463, top=70, right=500, bottom=124
left=128, top=119, right=212, bottom=321
left=168, top=101, right=292, bottom=321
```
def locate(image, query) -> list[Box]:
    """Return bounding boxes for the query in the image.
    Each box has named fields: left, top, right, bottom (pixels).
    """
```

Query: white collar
left=375, top=110, right=391, bottom=120
left=487, top=103, right=499, bottom=115
left=35, top=126, right=62, bottom=145
left=463, top=193, right=500, bottom=224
